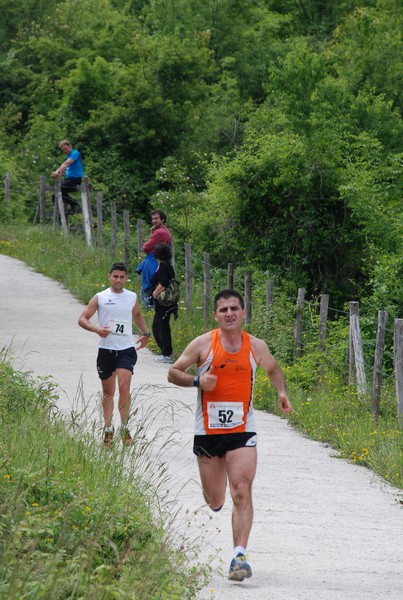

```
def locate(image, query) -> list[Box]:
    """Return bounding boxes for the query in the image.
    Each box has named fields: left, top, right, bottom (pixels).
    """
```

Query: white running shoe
left=153, top=355, right=174, bottom=363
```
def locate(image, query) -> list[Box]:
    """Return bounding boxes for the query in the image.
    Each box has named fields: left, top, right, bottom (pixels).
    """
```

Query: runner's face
left=108, top=270, right=128, bottom=292
left=213, top=297, right=245, bottom=330
left=151, top=213, right=163, bottom=228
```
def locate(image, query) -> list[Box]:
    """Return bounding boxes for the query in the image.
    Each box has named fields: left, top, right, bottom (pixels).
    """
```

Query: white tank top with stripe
left=97, top=288, right=137, bottom=350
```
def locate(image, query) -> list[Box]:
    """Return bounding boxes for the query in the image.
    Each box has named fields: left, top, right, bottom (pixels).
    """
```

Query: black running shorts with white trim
left=97, top=347, right=137, bottom=380
left=193, top=432, right=257, bottom=458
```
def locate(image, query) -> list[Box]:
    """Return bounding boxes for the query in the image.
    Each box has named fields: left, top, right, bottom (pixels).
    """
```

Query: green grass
left=0, top=355, right=208, bottom=599
left=254, top=372, right=402, bottom=489
left=0, top=223, right=401, bottom=493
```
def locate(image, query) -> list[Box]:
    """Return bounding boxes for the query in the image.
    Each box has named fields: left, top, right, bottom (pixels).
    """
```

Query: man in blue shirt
left=51, top=140, right=84, bottom=213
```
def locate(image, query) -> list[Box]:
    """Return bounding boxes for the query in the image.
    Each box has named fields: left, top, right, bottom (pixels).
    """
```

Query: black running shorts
left=193, top=432, right=257, bottom=458
left=97, top=347, right=137, bottom=380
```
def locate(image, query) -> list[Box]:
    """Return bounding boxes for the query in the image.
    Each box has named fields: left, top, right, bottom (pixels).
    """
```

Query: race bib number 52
left=207, top=402, right=244, bottom=429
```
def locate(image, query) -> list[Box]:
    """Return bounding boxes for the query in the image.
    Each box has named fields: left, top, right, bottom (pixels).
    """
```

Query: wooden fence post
left=371, top=310, right=388, bottom=419
left=348, top=310, right=354, bottom=386
left=52, top=178, right=60, bottom=227
left=39, top=175, right=47, bottom=224
left=227, top=263, right=235, bottom=289
left=51, top=177, right=67, bottom=236
left=265, top=279, right=274, bottom=329
left=55, top=177, right=68, bottom=238
left=244, top=271, right=252, bottom=325
left=294, top=288, right=306, bottom=358
left=137, top=219, right=143, bottom=258
left=349, top=301, right=367, bottom=397
left=185, top=243, right=192, bottom=310
left=80, top=178, right=92, bottom=247
left=4, top=171, right=10, bottom=205
left=203, top=253, right=211, bottom=329
left=85, top=178, right=93, bottom=227
left=266, top=280, right=274, bottom=311
left=96, top=192, right=103, bottom=246
left=318, top=293, right=329, bottom=378
left=394, top=319, right=403, bottom=425
left=123, top=210, right=130, bottom=266
left=111, top=202, right=117, bottom=257
left=318, top=294, right=329, bottom=353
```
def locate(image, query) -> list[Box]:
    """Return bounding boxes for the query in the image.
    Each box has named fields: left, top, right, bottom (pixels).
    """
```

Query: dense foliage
left=0, top=0, right=402, bottom=309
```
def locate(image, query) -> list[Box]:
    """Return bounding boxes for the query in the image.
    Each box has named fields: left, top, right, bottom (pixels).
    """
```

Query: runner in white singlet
left=78, top=262, right=151, bottom=447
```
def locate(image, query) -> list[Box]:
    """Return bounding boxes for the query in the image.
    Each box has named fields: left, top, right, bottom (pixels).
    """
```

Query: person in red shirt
left=136, top=210, right=172, bottom=307
left=142, top=209, right=172, bottom=254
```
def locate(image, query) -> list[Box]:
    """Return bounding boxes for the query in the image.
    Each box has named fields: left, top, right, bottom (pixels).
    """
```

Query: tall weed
left=0, top=352, right=207, bottom=598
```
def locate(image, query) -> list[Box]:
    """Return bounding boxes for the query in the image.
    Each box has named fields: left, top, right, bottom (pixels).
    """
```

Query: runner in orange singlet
left=168, top=290, right=292, bottom=582
left=194, top=328, right=258, bottom=438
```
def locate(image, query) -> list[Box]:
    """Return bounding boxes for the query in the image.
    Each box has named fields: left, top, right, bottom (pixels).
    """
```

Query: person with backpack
left=151, top=243, right=178, bottom=363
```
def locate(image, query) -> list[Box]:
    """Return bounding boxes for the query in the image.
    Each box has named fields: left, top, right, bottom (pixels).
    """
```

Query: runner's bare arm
left=168, top=333, right=217, bottom=390
left=78, top=295, right=110, bottom=338
left=132, top=298, right=150, bottom=349
left=252, top=337, right=292, bottom=414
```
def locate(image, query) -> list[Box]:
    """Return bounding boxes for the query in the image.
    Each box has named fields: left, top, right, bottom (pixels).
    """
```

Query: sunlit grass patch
left=0, top=352, right=208, bottom=598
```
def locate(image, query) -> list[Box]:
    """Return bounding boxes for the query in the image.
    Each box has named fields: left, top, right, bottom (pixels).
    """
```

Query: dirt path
left=1, top=254, right=402, bottom=600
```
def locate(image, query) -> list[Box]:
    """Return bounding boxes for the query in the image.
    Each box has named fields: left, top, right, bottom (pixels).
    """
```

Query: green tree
left=331, top=1, right=402, bottom=109
left=186, top=30, right=401, bottom=304
left=0, top=0, right=59, bottom=50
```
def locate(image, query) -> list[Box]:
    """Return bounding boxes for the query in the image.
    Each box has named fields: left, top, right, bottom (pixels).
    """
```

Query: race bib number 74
left=108, top=318, right=131, bottom=337
left=207, top=402, right=244, bottom=429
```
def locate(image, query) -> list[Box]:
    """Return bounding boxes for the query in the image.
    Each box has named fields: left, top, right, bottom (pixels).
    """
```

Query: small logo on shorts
left=245, top=435, right=257, bottom=447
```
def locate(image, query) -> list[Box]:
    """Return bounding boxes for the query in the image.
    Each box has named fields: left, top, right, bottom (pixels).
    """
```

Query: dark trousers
left=152, top=305, right=173, bottom=356
left=52, top=177, right=82, bottom=209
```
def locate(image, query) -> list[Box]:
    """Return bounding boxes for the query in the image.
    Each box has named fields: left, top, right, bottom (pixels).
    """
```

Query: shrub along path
left=0, top=254, right=402, bottom=600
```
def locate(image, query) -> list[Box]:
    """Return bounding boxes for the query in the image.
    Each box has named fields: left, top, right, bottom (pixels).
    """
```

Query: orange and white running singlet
left=194, top=329, right=258, bottom=435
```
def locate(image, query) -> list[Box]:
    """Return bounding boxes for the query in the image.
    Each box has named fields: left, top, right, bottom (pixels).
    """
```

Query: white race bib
left=207, top=402, right=244, bottom=429
left=108, top=318, right=131, bottom=337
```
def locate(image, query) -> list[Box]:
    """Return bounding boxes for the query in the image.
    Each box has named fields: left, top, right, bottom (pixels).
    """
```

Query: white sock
left=105, top=425, right=114, bottom=432
left=233, top=545, right=247, bottom=558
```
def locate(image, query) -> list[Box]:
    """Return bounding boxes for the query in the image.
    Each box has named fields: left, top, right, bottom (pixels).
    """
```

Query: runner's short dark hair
left=213, top=289, right=245, bottom=311
left=109, top=262, right=128, bottom=274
